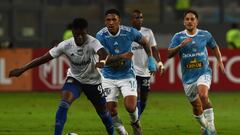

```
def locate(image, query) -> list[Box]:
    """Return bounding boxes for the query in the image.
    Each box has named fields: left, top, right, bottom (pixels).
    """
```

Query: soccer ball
left=66, top=133, right=78, bottom=135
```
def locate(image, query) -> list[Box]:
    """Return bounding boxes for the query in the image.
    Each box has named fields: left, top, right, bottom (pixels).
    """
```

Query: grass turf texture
left=0, top=92, right=239, bottom=135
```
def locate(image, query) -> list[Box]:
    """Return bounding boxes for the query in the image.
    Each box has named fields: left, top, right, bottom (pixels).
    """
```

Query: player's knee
left=125, top=105, right=136, bottom=113
left=108, top=107, right=117, bottom=116
left=199, top=93, right=209, bottom=102
left=59, top=100, right=70, bottom=109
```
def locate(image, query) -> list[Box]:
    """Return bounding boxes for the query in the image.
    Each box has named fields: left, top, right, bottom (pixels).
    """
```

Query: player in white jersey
left=131, top=9, right=164, bottom=119
left=96, top=9, right=157, bottom=135
left=9, top=18, right=114, bottom=135
left=168, top=9, right=225, bottom=135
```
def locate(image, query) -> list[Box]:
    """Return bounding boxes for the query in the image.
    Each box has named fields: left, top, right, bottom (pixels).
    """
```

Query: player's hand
left=218, top=60, right=225, bottom=74
left=120, top=52, right=133, bottom=60
left=148, top=56, right=157, bottom=75
left=180, top=38, right=192, bottom=47
left=9, top=68, right=25, bottom=77
left=95, top=61, right=105, bottom=68
left=157, top=61, right=164, bottom=76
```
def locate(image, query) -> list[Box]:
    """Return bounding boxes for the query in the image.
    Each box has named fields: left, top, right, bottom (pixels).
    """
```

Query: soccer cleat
left=131, top=120, right=142, bottom=135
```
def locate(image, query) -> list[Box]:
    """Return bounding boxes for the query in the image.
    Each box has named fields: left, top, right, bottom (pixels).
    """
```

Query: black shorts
left=136, top=76, right=150, bottom=93
left=62, top=77, right=106, bottom=105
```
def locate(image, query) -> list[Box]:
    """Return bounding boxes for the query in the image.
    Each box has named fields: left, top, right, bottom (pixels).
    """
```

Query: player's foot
left=131, top=120, right=142, bottom=135
left=115, top=126, right=128, bottom=135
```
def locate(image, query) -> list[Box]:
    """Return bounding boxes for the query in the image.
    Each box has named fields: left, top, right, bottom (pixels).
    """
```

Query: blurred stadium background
left=0, top=0, right=240, bottom=135
left=0, top=0, right=239, bottom=48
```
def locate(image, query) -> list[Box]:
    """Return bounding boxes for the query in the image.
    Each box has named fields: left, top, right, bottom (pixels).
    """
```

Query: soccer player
left=9, top=18, right=114, bottom=135
left=96, top=9, right=156, bottom=135
left=168, top=9, right=225, bottom=135
left=131, top=9, right=164, bottom=119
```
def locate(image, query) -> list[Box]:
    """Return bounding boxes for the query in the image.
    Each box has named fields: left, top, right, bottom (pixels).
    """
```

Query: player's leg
left=55, top=77, right=81, bottom=135
left=136, top=76, right=150, bottom=119
left=83, top=83, right=114, bottom=135
left=120, top=78, right=142, bottom=135
left=197, top=74, right=216, bottom=134
left=183, top=83, right=209, bottom=134
left=103, top=78, right=128, bottom=135
left=108, top=102, right=128, bottom=135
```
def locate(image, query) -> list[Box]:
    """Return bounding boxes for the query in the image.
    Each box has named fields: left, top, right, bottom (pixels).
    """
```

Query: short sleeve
left=49, top=41, right=65, bottom=58
left=148, top=30, right=157, bottom=47
left=131, top=28, right=142, bottom=43
left=92, top=39, right=104, bottom=53
left=169, top=33, right=180, bottom=49
left=206, top=32, right=217, bottom=49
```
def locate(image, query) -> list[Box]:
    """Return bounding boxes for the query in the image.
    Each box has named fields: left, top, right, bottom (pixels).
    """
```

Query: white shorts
left=102, top=78, right=138, bottom=102
left=183, top=74, right=211, bottom=102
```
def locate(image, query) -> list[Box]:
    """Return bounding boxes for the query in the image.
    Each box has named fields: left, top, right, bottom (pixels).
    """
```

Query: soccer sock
left=112, top=115, right=128, bottom=134
left=194, top=113, right=208, bottom=129
left=137, top=99, right=146, bottom=118
left=55, top=100, right=70, bottom=135
left=129, top=108, right=139, bottom=123
left=97, top=110, right=114, bottom=135
left=204, top=108, right=215, bottom=129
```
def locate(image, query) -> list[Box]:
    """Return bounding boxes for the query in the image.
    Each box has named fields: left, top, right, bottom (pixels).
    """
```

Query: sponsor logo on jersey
left=182, top=52, right=205, bottom=58
left=185, top=58, right=203, bottom=69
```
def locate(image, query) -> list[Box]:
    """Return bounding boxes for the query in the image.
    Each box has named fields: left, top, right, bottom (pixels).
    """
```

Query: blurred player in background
left=131, top=9, right=164, bottom=119
left=168, top=9, right=225, bottom=135
left=96, top=9, right=156, bottom=135
left=9, top=18, right=114, bottom=135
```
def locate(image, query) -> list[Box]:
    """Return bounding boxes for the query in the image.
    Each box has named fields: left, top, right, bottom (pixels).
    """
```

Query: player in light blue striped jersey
left=96, top=9, right=156, bottom=135
left=168, top=9, right=225, bottom=135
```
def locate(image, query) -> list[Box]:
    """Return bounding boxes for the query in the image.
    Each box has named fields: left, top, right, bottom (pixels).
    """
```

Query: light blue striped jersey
left=169, top=29, right=217, bottom=84
left=96, top=25, right=142, bottom=79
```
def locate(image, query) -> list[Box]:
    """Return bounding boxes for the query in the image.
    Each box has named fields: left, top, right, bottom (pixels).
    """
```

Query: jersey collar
left=107, top=26, right=121, bottom=37
left=184, top=29, right=199, bottom=37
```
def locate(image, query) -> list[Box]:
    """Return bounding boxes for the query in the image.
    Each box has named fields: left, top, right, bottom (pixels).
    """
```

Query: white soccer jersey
left=49, top=35, right=103, bottom=84
left=132, top=27, right=157, bottom=77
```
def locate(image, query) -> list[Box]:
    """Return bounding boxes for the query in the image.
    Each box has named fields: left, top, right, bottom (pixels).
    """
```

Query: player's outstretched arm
left=212, top=45, right=225, bottom=74
left=9, top=52, right=54, bottom=77
left=168, top=38, right=192, bottom=58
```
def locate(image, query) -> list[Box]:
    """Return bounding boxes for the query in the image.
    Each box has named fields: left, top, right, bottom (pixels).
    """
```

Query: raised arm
left=9, top=52, right=54, bottom=77
left=168, top=38, right=192, bottom=58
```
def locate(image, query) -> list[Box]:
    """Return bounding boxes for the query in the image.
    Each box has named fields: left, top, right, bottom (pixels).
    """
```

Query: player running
left=131, top=9, right=164, bottom=119
left=168, top=9, right=225, bottom=135
left=96, top=9, right=156, bottom=135
left=9, top=18, right=114, bottom=135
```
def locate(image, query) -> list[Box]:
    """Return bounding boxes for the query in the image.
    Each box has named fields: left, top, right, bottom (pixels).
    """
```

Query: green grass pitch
left=0, top=92, right=239, bottom=135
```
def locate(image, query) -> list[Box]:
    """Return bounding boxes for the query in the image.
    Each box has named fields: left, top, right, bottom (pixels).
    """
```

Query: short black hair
left=105, top=9, right=120, bottom=17
left=183, top=9, right=199, bottom=19
left=132, top=9, right=142, bottom=14
left=72, top=18, right=88, bottom=29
